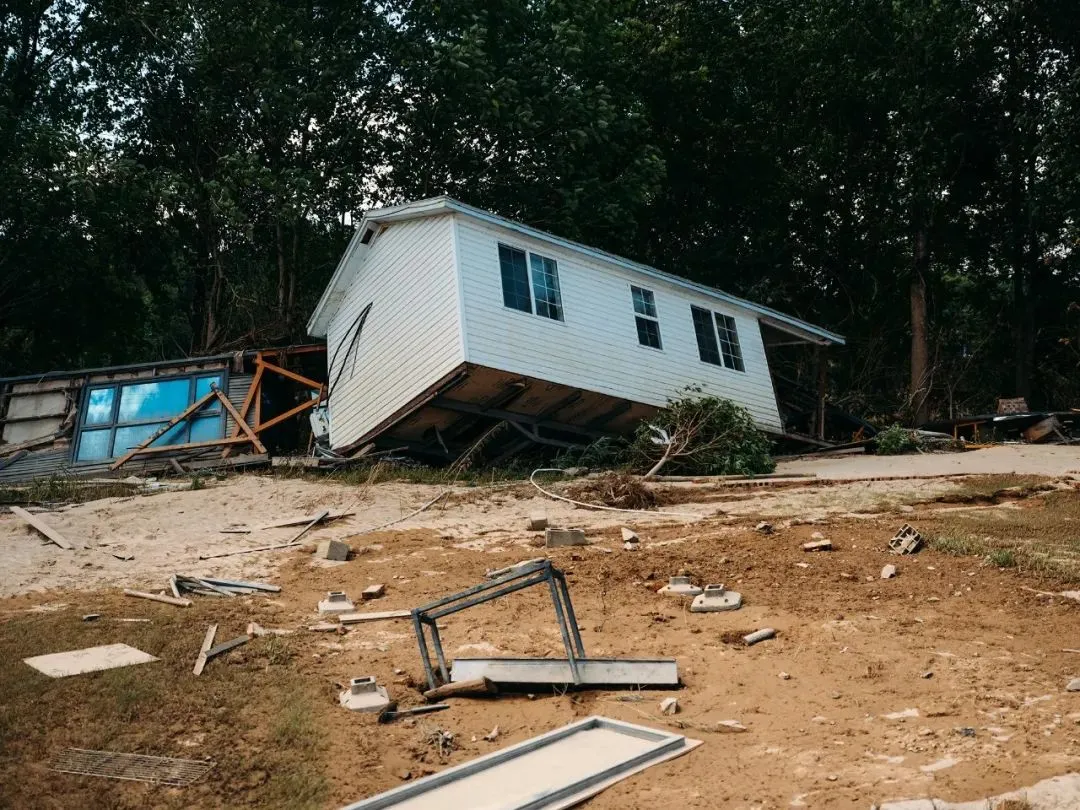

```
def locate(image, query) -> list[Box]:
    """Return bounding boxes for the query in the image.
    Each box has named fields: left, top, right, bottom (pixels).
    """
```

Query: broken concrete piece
left=660, top=697, right=679, bottom=715
left=318, top=591, right=355, bottom=614
left=716, top=720, right=747, bottom=733
left=339, top=676, right=391, bottom=713
left=361, top=584, right=385, bottom=600
left=743, top=628, right=776, bottom=646
left=810, top=531, right=825, bottom=540
left=881, top=564, right=898, bottom=579
left=889, top=523, right=923, bottom=555
left=623, top=542, right=638, bottom=551
left=876, top=773, right=1080, bottom=810
left=802, top=539, right=832, bottom=552
left=315, top=539, right=349, bottom=561
left=1067, top=678, right=1080, bottom=692
left=621, top=527, right=639, bottom=543
left=545, top=527, right=588, bottom=547
left=690, top=584, right=742, bottom=612
left=657, top=575, right=702, bottom=597
left=526, top=512, right=548, bottom=531
left=755, top=521, right=773, bottom=534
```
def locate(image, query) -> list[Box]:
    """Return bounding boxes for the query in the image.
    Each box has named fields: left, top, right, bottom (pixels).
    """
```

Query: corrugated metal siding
left=325, top=214, right=463, bottom=449
left=456, top=217, right=784, bottom=431
left=0, top=373, right=255, bottom=484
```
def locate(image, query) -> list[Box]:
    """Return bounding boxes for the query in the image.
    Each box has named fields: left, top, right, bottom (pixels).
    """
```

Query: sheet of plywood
left=24, top=644, right=158, bottom=678
left=9, top=506, right=75, bottom=550
left=339, top=716, right=700, bottom=810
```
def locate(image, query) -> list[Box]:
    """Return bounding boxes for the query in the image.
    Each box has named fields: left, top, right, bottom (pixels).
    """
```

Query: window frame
left=497, top=242, right=565, bottom=323
left=630, top=285, right=663, bottom=351
left=72, top=369, right=230, bottom=464
left=690, top=305, right=746, bottom=372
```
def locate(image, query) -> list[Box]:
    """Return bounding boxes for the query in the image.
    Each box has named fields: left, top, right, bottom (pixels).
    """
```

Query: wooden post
left=816, top=345, right=827, bottom=441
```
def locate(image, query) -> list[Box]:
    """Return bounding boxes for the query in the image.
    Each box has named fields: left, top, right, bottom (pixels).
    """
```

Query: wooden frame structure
left=221, top=350, right=325, bottom=458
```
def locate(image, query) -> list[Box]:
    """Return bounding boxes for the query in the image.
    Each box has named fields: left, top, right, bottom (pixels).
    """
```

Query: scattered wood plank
left=422, top=677, right=497, bottom=702
left=9, top=506, right=74, bottom=550
left=198, top=577, right=280, bottom=593
left=204, top=635, right=249, bottom=659
left=168, top=575, right=181, bottom=600
left=285, top=509, right=330, bottom=545
left=192, top=624, right=218, bottom=676
left=199, top=539, right=309, bottom=560
left=123, top=589, right=192, bottom=607
left=256, top=509, right=355, bottom=531
left=338, top=609, right=411, bottom=624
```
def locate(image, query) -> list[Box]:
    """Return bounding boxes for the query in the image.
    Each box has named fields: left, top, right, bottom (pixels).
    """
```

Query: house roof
left=307, top=196, right=845, bottom=345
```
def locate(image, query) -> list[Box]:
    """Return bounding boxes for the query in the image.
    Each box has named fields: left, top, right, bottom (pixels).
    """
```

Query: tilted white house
left=307, top=197, right=843, bottom=458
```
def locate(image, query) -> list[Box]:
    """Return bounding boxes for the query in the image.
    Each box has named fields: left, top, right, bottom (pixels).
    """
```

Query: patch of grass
left=946, top=474, right=1055, bottom=502
left=0, top=475, right=142, bottom=505
left=928, top=533, right=982, bottom=557
left=987, top=548, right=1018, bottom=568
left=262, top=636, right=293, bottom=667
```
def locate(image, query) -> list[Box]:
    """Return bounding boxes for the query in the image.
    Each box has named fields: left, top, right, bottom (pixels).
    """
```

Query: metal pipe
left=547, top=576, right=581, bottom=684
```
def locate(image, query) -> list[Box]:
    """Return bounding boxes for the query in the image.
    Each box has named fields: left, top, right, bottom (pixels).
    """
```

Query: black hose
left=326, top=301, right=373, bottom=401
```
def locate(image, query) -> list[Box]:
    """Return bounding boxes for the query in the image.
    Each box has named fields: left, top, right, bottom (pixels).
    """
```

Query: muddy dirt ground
left=1, top=456, right=1078, bottom=809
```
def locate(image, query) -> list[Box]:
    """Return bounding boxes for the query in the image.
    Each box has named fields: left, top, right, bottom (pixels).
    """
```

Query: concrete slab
left=527, top=512, right=548, bottom=531
left=361, top=584, right=386, bottom=600
left=690, top=584, right=742, bottom=612
left=318, top=591, right=355, bottom=614
left=315, top=539, right=349, bottom=561
left=24, top=643, right=158, bottom=678
left=545, top=528, right=588, bottom=547
left=657, top=575, right=702, bottom=596
left=339, top=676, right=391, bottom=713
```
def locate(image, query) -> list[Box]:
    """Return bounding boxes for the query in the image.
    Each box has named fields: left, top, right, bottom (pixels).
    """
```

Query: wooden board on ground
left=339, top=609, right=412, bottom=624
left=8, top=506, right=74, bottom=550
left=423, top=677, right=497, bottom=701
left=24, top=644, right=158, bottom=678
left=256, top=509, right=355, bottom=531
left=192, top=624, right=218, bottom=676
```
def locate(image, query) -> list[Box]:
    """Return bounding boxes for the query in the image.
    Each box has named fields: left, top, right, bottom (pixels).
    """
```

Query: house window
left=498, top=243, right=563, bottom=321
left=690, top=306, right=744, bottom=371
left=74, top=373, right=226, bottom=462
left=499, top=245, right=532, bottom=313
left=631, top=286, right=662, bottom=349
left=714, top=312, right=745, bottom=372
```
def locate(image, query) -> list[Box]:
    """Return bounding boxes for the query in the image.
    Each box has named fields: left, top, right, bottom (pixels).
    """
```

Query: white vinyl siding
left=456, top=217, right=783, bottom=431
left=325, top=214, right=462, bottom=449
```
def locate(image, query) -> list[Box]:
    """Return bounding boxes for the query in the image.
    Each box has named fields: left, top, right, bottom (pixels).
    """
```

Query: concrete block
left=803, top=539, right=832, bottom=552
left=545, top=528, right=588, bottom=547
left=881, top=564, right=897, bottom=579
left=1067, top=678, right=1080, bottom=692
left=621, top=527, right=639, bottom=543
left=755, top=522, right=773, bottom=534
left=361, top=584, right=385, bottom=600
left=318, top=591, right=355, bottom=614
left=339, top=676, right=391, bottom=713
left=657, top=575, right=702, bottom=596
left=660, top=697, right=679, bottom=715
left=527, top=512, right=548, bottom=531
left=315, top=539, right=349, bottom=561
left=690, top=584, right=742, bottom=612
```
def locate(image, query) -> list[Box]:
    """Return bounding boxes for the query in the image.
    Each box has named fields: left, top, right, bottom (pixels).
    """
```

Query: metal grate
left=50, top=748, right=214, bottom=786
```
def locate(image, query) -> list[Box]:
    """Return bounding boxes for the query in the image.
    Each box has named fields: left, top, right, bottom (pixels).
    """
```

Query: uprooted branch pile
left=564, top=472, right=658, bottom=510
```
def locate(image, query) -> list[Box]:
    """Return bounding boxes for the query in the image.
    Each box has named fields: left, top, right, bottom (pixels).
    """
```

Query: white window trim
left=691, top=305, right=745, bottom=373
left=630, top=284, right=664, bottom=351
left=497, top=242, right=566, bottom=324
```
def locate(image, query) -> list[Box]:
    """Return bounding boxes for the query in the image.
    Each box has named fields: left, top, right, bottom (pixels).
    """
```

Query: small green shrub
left=875, top=424, right=919, bottom=455
left=630, top=391, right=774, bottom=476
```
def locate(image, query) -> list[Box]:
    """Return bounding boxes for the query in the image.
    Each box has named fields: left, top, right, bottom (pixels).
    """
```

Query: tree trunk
left=276, top=220, right=288, bottom=318
left=910, top=227, right=931, bottom=425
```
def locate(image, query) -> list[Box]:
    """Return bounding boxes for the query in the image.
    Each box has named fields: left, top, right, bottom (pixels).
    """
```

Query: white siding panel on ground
left=326, top=215, right=463, bottom=449
left=456, top=217, right=783, bottom=430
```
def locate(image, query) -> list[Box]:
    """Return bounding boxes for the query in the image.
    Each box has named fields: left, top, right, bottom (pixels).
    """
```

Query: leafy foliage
left=630, top=392, right=775, bottom=476
left=874, top=424, right=920, bottom=456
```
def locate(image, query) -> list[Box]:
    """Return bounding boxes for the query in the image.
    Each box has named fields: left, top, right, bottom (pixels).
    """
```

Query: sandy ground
left=1, top=448, right=1079, bottom=810
left=777, top=444, right=1080, bottom=479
